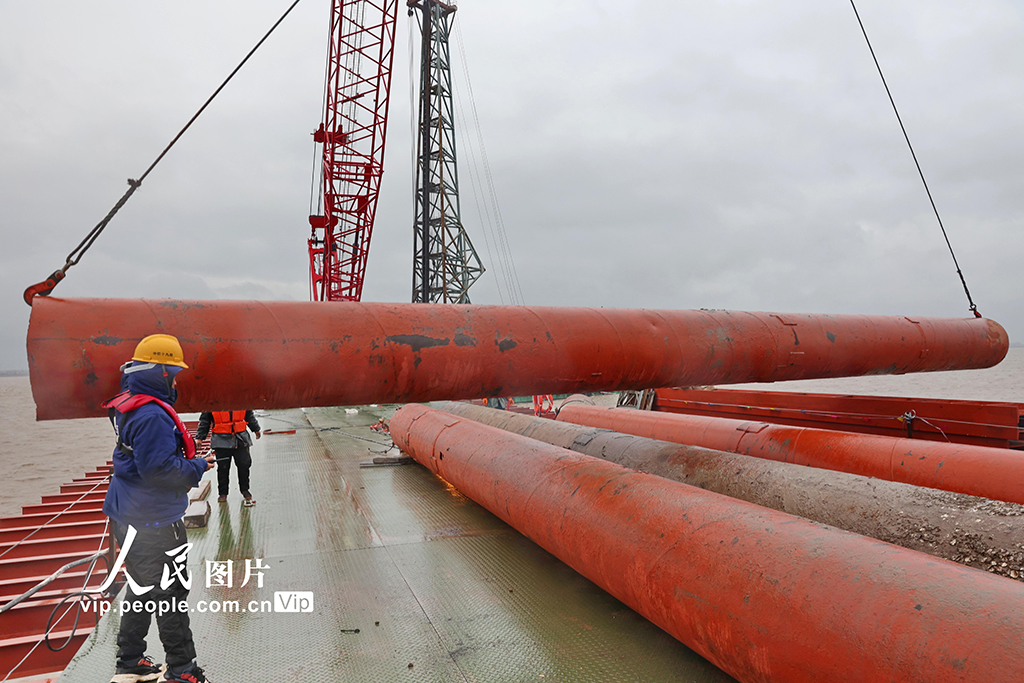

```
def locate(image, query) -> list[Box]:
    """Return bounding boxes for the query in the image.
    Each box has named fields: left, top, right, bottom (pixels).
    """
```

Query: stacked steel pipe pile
left=555, top=397, right=1024, bottom=504
left=391, top=403, right=1024, bottom=682
left=435, top=400, right=1024, bottom=572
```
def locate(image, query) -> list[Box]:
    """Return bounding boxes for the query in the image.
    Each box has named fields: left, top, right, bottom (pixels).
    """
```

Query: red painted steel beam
left=0, top=510, right=107, bottom=529
left=40, top=492, right=106, bottom=505
left=0, top=534, right=108, bottom=561
left=58, top=483, right=107, bottom=495
left=26, top=297, right=1008, bottom=420
left=0, top=629, right=91, bottom=681
left=19, top=501, right=103, bottom=517
left=0, top=552, right=105, bottom=582
left=0, top=598, right=99, bottom=640
left=391, top=404, right=1024, bottom=682
left=0, top=521, right=109, bottom=545
left=557, top=403, right=1024, bottom=504
left=654, top=387, right=1021, bottom=447
left=0, top=571, right=106, bottom=604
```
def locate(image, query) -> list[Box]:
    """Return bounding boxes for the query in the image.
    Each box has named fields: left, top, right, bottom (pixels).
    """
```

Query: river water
left=2, top=348, right=1022, bottom=518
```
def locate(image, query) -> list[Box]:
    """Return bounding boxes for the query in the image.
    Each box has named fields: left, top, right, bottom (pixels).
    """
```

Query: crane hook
left=23, top=269, right=67, bottom=306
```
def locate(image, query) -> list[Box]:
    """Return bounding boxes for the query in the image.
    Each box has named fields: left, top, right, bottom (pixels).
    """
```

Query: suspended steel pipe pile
left=26, top=297, right=1007, bottom=420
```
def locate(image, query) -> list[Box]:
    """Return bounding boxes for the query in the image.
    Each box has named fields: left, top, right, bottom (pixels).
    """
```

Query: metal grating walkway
left=58, top=406, right=734, bottom=682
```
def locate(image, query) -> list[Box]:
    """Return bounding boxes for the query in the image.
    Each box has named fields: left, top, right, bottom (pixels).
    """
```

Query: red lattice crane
left=308, top=0, right=399, bottom=301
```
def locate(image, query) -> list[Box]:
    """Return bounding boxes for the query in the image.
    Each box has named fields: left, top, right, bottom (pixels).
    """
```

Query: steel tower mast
left=409, top=0, right=484, bottom=303
left=308, top=0, right=399, bottom=302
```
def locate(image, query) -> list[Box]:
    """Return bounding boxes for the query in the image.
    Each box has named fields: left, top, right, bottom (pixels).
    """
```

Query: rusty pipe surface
left=556, top=402, right=1024, bottom=505
left=436, top=401, right=1024, bottom=569
left=391, top=403, right=1024, bottom=683
left=27, top=297, right=1009, bottom=420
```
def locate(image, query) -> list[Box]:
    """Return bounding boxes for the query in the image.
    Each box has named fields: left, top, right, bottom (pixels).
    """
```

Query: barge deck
left=58, top=406, right=734, bottom=682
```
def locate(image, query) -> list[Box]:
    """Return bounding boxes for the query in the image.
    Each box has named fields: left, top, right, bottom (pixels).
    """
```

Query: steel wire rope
left=23, top=0, right=304, bottom=305
left=452, top=22, right=526, bottom=304
left=449, top=33, right=516, bottom=307
left=454, top=99, right=507, bottom=304
left=44, top=519, right=113, bottom=653
left=913, top=416, right=951, bottom=442
left=0, top=550, right=110, bottom=615
left=452, top=87, right=511, bottom=304
left=449, top=32, right=508, bottom=304
left=309, top=12, right=332, bottom=302
left=1, top=540, right=112, bottom=681
left=318, top=426, right=394, bottom=446
left=452, top=24, right=521, bottom=305
left=848, top=0, right=981, bottom=318
left=900, top=410, right=953, bottom=443
left=410, top=4, right=427, bottom=293
left=409, top=8, right=418, bottom=228
left=309, top=0, right=335, bottom=220
left=260, top=412, right=396, bottom=446
left=0, top=476, right=111, bottom=562
left=0, top=490, right=113, bottom=682
left=1, top=597, right=80, bottom=682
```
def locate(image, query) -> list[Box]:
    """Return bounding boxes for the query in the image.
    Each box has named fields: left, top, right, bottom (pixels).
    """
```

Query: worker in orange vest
left=195, top=410, right=261, bottom=506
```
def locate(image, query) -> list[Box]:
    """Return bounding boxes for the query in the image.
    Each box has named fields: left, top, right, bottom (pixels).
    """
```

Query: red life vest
left=212, top=411, right=248, bottom=434
left=102, top=391, right=197, bottom=459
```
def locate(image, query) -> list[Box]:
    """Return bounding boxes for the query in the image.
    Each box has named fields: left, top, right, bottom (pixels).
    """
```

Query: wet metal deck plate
left=59, top=407, right=734, bottom=682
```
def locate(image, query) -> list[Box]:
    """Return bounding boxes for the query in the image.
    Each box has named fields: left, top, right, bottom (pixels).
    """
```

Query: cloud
left=2, top=0, right=1022, bottom=373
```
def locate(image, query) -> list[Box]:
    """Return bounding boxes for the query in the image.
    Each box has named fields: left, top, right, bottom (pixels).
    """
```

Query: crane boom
left=309, top=0, right=399, bottom=301
left=410, top=0, right=484, bottom=303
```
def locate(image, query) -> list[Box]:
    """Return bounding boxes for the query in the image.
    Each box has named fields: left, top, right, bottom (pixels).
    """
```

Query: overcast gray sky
left=2, top=0, right=1022, bottom=371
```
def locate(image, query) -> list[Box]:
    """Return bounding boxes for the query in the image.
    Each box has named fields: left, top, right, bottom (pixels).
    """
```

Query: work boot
left=110, top=655, right=164, bottom=682
left=217, top=495, right=227, bottom=503
left=163, top=664, right=210, bottom=683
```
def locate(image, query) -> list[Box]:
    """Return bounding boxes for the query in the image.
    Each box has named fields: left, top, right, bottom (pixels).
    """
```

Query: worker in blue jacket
left=101, top=334, right=215, bottom=683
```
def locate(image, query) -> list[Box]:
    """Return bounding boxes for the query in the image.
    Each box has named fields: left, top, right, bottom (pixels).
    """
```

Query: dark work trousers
left=214, top=446, right=252, bottom=496
left=112, top=520, right=196, bottom=670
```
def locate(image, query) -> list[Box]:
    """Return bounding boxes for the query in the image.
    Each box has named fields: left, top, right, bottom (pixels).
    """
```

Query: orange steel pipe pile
left=436, top=400, right=1023, bottom=564
left=27, top=297, right=1008, bottom=420
left=391, top=403, right=1024, bottom=683
left=556, top=402, right=1024, bottom=505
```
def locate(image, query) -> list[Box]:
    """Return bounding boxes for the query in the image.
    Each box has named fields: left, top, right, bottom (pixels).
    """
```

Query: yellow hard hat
left=132, top=334, right=189, bottom=368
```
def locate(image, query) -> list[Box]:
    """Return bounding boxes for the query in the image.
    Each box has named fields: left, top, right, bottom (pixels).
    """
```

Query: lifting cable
left=848, top=0, right=981, bottom=318
left=23, top=0, right=303, bottom=306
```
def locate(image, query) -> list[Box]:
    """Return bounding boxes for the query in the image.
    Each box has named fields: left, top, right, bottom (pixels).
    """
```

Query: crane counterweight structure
left=308, top=0, right=399, bottom=302
left=410, top=0, right=484, bottom=303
